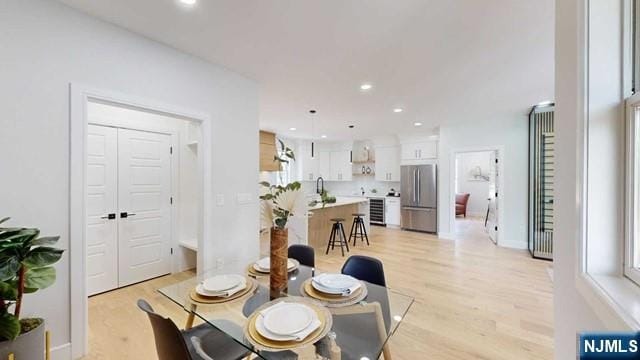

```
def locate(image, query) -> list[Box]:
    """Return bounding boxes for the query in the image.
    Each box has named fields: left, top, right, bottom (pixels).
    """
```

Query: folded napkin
left=199, top=279, right=246, bottom=297
left=258, top=302, right=321, bottom=341
left=312, top=275, right=361, bottom=296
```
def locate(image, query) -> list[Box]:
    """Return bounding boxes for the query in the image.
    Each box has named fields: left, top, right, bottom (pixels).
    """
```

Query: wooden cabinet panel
left=259, top=131, right=281, bottom=172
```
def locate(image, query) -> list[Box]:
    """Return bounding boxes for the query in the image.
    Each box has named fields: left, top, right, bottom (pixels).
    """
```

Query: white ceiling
left=58, top=0, right=554, bottom=140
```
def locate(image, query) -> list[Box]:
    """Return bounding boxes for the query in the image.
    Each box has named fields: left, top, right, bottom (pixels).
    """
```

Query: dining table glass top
left=158, top=260, right=414, bottom=360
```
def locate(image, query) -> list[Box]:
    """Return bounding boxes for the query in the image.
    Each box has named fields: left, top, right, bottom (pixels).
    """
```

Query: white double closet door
left=87, top=125, right=172, bottom=296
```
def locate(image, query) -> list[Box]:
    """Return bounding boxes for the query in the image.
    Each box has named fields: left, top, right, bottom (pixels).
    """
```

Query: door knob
left=120, top=212, right=137, bottom=218
left=100, top=213, right=116, bottom=220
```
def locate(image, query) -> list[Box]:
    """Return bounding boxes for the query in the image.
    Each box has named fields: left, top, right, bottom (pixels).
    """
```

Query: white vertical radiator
left=528, top=104, right=554, bottom=260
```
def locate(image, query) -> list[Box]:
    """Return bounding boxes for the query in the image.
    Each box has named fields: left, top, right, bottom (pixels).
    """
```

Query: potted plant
left=0, top=217, right=64, bottom=360
left=260, top=140, right=305, bottom=295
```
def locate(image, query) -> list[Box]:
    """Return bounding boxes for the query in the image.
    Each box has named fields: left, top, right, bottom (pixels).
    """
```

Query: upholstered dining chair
left=341, top=255, right=386, bottom=287
left=455, top=193, right=471, bottom=218
left=288, top=244, right=315, bottom=267
left=137, top=299, right=249, bottom=360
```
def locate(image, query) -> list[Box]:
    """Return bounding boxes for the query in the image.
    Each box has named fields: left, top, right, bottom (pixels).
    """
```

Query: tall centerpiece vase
left=270, top=227, right=289, bottom=298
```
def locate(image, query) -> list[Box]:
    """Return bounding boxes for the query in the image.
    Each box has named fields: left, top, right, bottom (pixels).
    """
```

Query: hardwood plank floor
left=83, top=218, right=553, bottom=359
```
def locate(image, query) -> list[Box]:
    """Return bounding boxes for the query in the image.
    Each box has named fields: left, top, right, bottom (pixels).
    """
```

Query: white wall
left=0, top=0, right=259, bottom=357
left=455, top=151, right=492, bottom=216
left=438, top=122, right=529, bottom=249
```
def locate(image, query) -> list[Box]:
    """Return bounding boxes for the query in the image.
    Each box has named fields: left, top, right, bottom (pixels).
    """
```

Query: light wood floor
left=84, top=218, right=553, bottom=359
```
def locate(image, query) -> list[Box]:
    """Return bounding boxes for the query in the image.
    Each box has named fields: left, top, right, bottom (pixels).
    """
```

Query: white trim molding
left=69, top=83, right=213, bottom=358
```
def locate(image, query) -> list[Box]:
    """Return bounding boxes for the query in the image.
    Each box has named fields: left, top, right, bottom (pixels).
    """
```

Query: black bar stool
left=326, top=218, right=350, bottom=256
left=349, top=213, right=370, bottom=246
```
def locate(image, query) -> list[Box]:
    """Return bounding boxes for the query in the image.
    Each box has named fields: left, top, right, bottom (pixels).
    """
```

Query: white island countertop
left=308, top=196, right=369, bottom=211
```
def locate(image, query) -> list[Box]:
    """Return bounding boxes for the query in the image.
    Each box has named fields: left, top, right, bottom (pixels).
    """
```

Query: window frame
left=625, top=93, right=640, bottom=286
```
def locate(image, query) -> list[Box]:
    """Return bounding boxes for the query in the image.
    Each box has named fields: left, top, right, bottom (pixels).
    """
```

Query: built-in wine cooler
left=528, top=103, right=554, bottom=260
left=368, top=197, right=386, bottom=225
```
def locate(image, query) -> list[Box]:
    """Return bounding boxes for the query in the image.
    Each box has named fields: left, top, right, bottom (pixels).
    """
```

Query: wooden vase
left=270, top=227, right=288, bottom=297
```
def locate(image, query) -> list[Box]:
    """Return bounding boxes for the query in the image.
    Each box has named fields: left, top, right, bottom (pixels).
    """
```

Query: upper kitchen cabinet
left=401, top=140, right=438, bottom=162
left=259, top=130, right=281, bottom=172
left=298, top=141, right=318, bottom=181
left=330, top=150, right=352, bottom=181
left=317, top=150, right=331, bottom=179
left=375, top=146, right=400, bottom=182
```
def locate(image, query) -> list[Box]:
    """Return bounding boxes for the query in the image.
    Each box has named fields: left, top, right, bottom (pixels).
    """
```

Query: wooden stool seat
left=349, top=214, right=370, bottom=247
left=326, top=218, right=350, bottom=256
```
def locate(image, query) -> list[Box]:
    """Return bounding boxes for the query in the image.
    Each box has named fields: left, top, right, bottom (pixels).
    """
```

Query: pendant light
left=310, top=109, right=317, bottom=158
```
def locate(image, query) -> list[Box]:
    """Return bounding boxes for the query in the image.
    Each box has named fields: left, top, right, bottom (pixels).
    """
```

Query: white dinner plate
left=313, top=274, right=359, bottom=290
left=262, top=303, right=315, bottom=335
left=255, top=257, right=296, bottom=272
left=202, top=274, right=245, bottom=292
left=195, top=282, right=245, bottom=297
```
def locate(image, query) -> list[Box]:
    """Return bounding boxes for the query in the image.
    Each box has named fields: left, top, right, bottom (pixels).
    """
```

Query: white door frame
left=69, top=83, right=213, bottom=359
left=449, top=146, right=505, bottom=246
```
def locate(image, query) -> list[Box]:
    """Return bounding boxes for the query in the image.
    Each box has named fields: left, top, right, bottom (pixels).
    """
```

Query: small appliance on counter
left=387, top=188, right=400, bottom=197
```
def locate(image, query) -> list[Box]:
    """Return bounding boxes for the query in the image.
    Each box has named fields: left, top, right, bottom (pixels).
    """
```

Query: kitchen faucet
left=316, top=176, right=324, bottom=195
left=361, top=187, right=365, bottom=196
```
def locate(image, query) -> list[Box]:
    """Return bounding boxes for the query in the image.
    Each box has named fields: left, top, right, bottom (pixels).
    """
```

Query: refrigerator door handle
left=417, top=168, right=421, bottom=204
left=413, top=168, right=418, bottom=203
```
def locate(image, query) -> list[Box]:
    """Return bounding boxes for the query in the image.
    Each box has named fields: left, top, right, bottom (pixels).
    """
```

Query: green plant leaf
left=259, top=181, right=271, bottom=187
left=25, top=266, right=56, bottom=290
left=0, top=217, right=10, bottom=225
left=23, top=247, right=64, bottom=268
left=0, top=281, right=17, bottom=300
left=31, top=236, right=60, bottom=246
left=0, top=312, right=20, bottom=341
left=0, top=257, right=20, bottom=282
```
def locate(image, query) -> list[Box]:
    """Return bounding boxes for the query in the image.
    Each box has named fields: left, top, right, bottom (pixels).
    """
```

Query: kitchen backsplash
left=302, top=178, right=400, bottom=197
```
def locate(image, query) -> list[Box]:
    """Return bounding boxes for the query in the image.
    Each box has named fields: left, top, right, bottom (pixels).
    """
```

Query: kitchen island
left=307, top=197, right=370, bottom=252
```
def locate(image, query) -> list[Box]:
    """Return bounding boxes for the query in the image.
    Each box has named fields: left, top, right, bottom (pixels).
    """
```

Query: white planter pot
left=0, top=319, right=45, bottom=360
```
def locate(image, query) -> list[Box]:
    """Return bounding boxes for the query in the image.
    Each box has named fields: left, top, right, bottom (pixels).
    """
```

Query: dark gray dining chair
left=288, top=244, right=315, bottom=267
left=137, top=299, right=249, bottom=360
left=341, top=255, right=386, bottom=287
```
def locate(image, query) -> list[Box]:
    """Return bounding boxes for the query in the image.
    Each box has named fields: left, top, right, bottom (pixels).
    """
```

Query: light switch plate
left=216, top=194, right=225, bottom=206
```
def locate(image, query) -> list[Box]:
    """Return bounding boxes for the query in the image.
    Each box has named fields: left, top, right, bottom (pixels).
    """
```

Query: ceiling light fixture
left=414, top=122, right=423, bottom=127
left=309, top=110, right=317, bottom=158
left=360, top=83, right=373, bottom=91
left=321, top=135, right=327, bottom=138
left=179, top=0, right=197, bottom=5
left=289, top=127, right=297, bottom=131
left=393, top=108, right=403, bottom=113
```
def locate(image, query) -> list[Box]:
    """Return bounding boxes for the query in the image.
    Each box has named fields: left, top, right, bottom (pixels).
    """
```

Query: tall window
left=626, top=96, right=640, bottom=285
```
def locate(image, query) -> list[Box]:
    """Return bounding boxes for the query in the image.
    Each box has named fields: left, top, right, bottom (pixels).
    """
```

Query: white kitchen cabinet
left=318, top=151, right=331, bottom=179
left=375, top=146, right=400, bottom=182
left=401, top=141, right=438, bottom=160
left=385, top=197, right=401, bottom=226
left=330, top=150, right=352, bottom=181
left=298, top=144, right=318, bottom=181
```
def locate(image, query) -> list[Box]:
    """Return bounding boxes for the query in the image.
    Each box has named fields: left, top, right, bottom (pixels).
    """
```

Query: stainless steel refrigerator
left=400, top=164, right=437, bottom=233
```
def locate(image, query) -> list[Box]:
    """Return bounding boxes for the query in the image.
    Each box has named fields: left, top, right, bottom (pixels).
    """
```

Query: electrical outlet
left=236, top=193, right=253, bottom=205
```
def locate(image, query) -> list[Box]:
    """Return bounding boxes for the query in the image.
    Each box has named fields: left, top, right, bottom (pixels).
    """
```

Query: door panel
left=400, top=166, right=416, bottom=207
left=86, top=125, right=118, bottom=296
left=401, top=207, right=437, bottom=232
left=417, top=165, right=437, bottom=208
left=486, top=151, right=499, bottom=244
left=117, top=128, right=172, bottom=287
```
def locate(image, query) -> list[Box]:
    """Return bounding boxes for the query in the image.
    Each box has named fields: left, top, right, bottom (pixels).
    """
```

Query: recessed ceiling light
left=360, top=83, right=373, bottom=91
left=321, top=135, right=327, bottom=138
left=289, top=127, right=297, bottom=131
left=180, top=0, right=197, bottom=5
left=414, top=122, right=423, bottom=127
left=393, top=108, right=403, bottom=113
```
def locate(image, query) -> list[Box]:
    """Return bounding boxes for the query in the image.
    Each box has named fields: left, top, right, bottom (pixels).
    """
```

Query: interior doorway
left=85, top=100, right=202, bottom=295
left=453, top=149, right=500, bottom=244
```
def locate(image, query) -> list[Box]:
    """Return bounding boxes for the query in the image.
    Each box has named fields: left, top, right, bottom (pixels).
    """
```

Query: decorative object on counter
left=387, top=188, right=399, bottom=197
left=365, top=166, right=372, bottom=174
left=308, top=190, right=336, bottom=208
left=361, top=165, right=366, bottom=174
left=259, top=143, right=304, bottom=297
left=0, top=217, right=63, bottom=360
left=370, top=188, right=378, bottom=194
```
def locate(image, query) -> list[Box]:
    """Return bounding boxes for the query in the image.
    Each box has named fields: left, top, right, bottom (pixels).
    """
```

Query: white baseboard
left=499, top=240, right=528, bottom=250
left=51, top=342, right=71, bottom=360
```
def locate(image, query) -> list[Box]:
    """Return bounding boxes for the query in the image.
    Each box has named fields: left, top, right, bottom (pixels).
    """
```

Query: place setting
left=243, top=297, right=333, bottom=352
left=190, top=274, right=257, bottom=304
left=247, top=256, right=300, bottom=277
left=300, top=273, right=368, bottom=307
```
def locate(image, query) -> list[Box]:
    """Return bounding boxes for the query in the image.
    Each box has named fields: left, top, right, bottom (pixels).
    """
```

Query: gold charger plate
left=300, top=278, right=368, bottom=307
left=244, top=296, right=333, bottom=351
left=246, top=258, right=300, bottom=277
left=189, top=277, right=257, bottom=304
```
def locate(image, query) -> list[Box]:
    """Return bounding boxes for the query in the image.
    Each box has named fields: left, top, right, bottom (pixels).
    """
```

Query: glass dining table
left=158, top=260, right=414, bottom=360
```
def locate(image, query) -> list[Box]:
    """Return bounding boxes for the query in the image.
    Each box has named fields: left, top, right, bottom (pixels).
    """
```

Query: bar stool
left=349, top=213, right=370, bottom=246
left=326, top=218, right=350, bottom=256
